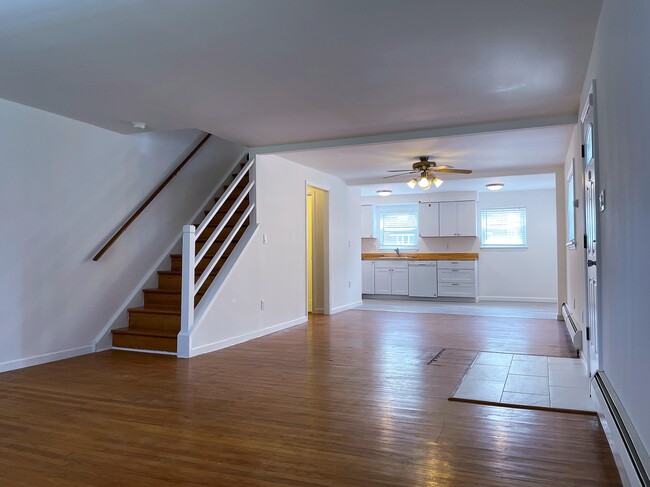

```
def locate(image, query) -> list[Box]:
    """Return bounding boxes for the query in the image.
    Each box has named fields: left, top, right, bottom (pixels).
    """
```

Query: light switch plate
left=263, top=234, right=268, bottom=244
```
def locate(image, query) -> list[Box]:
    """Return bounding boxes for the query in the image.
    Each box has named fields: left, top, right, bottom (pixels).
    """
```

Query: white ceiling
left=0, top=0, right=601, bottom=146
left=278, top=124, right=574, bottom=189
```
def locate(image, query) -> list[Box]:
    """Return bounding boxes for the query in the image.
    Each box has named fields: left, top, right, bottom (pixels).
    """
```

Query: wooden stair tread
left=143, top=288, right=205, bottom=296
left=127, top=306, right=181, bottom=316
left=112, top=327, right=178, bottom=338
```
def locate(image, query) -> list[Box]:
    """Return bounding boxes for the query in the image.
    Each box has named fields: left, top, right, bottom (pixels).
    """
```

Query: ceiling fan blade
left=383, top=172, right=416, bottom=179
left=432, top=168, right=473, bottom=174
left=431, top=165, right=453, bottom=170
left=386, top=169, right=415, bottom=172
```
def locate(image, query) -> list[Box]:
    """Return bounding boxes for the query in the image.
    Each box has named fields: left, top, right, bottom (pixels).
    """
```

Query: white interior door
left=582, top=88, right=599, bottom=375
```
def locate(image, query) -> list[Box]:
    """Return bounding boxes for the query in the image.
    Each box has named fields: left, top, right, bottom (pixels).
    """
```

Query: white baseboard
left=189, top=316, right=307, bottom=358
left=0, top=345, right=94, bottom=373
left=592, top=371, right=649, bottom=487
left=330, top=301, right=363, bottom=314
left=479, top=296, right=557, bottom=303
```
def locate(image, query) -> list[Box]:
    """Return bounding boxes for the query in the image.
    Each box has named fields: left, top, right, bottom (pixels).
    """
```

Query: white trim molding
left=0, top=345, right=94, bottom=374
left=478, top=296, right=557, bottom=303
left=189, top=316, right=307, bottom=358
left=330, top=301, right=363, bottom=314
left=591, top=371, right=649, bottom=487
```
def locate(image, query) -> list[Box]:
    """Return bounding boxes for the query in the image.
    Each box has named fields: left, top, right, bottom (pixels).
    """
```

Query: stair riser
left=157, top=273, right=217, bottom=291
left=170, top=255, right=231, bottom=273
left=112, top=334, right=177, bottom=353
left=196, top=231, right=245, bottom=252
left=128, top=311, right=180, bottom=331
left=143, top=292, right=203, bottom=309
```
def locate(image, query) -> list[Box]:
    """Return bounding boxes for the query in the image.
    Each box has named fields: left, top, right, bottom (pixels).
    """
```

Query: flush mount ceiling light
left=486, top=183, right=504, bottom=191
left=131, top=121, right=148, bottom=130
left=376, top=189, right=392, bottom=196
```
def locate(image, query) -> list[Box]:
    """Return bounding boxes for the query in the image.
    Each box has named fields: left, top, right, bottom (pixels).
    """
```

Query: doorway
left=306, top=185, right=329, bottom=315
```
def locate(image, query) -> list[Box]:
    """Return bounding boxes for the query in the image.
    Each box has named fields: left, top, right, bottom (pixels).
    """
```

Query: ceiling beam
left=251, top=115, right=578, bottom=156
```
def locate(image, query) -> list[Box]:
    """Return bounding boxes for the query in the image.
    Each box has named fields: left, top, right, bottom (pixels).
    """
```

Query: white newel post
left=177, top=224, right=196, bottom=358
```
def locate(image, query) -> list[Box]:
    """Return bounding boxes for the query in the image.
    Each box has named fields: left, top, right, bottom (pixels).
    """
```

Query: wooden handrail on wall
left=92, top=133, right=211, bottom=261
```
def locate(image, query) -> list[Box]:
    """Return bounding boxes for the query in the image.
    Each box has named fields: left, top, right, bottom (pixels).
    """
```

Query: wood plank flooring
left=0, top=311, right=621, bottom=486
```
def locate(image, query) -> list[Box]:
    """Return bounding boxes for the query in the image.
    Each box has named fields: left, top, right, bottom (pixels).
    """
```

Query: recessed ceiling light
left=131, top=121, right=148, bottom=130
left=486, top=183, right=504, bottom=191
left=376, top=189, right=392, bottom=196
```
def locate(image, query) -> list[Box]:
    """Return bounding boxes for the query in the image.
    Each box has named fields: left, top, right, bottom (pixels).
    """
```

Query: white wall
left=189, top=154, right=362, bottom=354
left=0, top=98, right=244, bottom=371
left=361, top=189, right=558, bottom=302
left=479, top=190, right=557, bottom=302
left=577, top=0, right=650, bottom=453
left=564, top=126, right=587, bottom=327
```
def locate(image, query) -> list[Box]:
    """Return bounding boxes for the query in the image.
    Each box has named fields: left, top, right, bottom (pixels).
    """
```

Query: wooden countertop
left=362, top=252, right=478, bottom=261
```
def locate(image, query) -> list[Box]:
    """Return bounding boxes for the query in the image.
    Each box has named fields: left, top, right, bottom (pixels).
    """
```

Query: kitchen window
left=480, top=207, right=527, bottom=248
left=377, top=204, right=418, bottom=250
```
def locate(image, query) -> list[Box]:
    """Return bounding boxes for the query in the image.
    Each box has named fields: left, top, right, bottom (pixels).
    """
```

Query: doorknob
left=587, top=259, right=597, bottom=267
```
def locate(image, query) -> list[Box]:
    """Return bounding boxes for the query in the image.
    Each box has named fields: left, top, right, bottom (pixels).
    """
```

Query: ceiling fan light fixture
left=376, top=189, right=392, bottom=196
left=407, top=178, right=417, bottom=189
left=432, top=177, right=443, bottom=188
left=486, top=183, right=504, bottom=191
left=418, top=176, right=432, bottom=189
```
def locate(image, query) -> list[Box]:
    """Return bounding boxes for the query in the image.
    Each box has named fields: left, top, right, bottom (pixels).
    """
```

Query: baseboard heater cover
left=592, top=371, right=649, bottom=487
left=561, top=303, right=583, bottom=353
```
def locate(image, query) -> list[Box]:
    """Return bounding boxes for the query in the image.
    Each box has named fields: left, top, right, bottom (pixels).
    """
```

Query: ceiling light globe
left=418, top=177, right=432, bottom=189
left=407, top=178, right=417, bottom=189
left=433, top=177, right=443, bottom=188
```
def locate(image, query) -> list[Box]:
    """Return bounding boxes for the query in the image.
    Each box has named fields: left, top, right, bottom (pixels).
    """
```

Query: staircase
left=111, top=158, right=251, bottom=353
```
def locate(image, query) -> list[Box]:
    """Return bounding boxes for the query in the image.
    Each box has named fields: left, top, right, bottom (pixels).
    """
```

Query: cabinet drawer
left=374, top=260, right=408, bottom=269
left=437, top=260, right=475, bottom=270
left=438, top=282, right=476, bottom=298
left=438, top=269, right=475, bottom=283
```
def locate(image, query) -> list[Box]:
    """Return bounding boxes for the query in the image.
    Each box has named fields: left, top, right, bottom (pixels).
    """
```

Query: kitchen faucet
left=394, top=247, right=400, bottom=257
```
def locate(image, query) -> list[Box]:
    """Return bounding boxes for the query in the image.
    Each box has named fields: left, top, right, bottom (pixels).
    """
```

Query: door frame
left=581, top=79, right=602, bottom=375
left=305, top=182, right=331, bottom=316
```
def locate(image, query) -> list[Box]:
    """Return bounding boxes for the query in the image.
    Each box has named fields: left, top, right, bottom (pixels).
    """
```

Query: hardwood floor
left=0, top=311, right=621, bottom=486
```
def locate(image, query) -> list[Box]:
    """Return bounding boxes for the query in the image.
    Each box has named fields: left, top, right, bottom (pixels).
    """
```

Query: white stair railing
left=180, top=156, right=256, bottom=339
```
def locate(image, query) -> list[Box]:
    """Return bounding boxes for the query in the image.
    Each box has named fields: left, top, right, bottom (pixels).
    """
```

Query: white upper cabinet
left=418, top=202, right=440, bottom=237
left=361, top=205, right=375, bottom=238
left=439, top=201, right=477, bottom=237
left=457, top=201, right=478, bottom=236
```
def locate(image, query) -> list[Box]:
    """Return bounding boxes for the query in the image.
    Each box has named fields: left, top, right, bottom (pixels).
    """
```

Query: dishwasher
left=408, top=261, right=437, bottom=298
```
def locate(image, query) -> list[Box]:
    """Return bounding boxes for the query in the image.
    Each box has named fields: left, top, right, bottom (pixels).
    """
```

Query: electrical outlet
left=260, top=300, right=265, bottom=310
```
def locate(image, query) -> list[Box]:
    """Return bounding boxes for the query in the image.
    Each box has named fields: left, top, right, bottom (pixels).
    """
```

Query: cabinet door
left=361, top=205, right=375, bottom=238
left=457, top=201, right=477, bottom=236
left=418, top=202, right=440, bottom=237
left=390, top=268, right=409, bottom=295
left=374, top=268, right=391, bottom=294
left=438, top=202, right=458, bottom=236
left=361, top=261, right=375, bottom=294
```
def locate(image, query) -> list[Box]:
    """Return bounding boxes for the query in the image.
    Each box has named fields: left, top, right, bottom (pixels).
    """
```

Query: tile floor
left=355, top=299, right=558, bottom=320
left=451, top=352, right=595, bottom=412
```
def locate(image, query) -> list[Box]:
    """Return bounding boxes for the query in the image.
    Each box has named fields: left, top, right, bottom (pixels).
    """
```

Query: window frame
left=376, top=204, right=419, bottom=250
left=480, top=206, right=528, bottom=249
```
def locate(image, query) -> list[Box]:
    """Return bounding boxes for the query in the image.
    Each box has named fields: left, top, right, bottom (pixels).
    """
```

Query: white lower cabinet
left=374, top=261, right=409, bottom=295
left=362, top=261, right=375, bottom=294
left=437, top=260, right=478, bottom=299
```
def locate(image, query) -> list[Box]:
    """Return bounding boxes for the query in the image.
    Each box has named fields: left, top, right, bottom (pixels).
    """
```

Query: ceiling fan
left=384, top=156, right=472, bottom=190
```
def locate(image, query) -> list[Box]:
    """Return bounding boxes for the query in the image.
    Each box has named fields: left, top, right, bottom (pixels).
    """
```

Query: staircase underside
left=111, top=164, right=250, bottom=354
